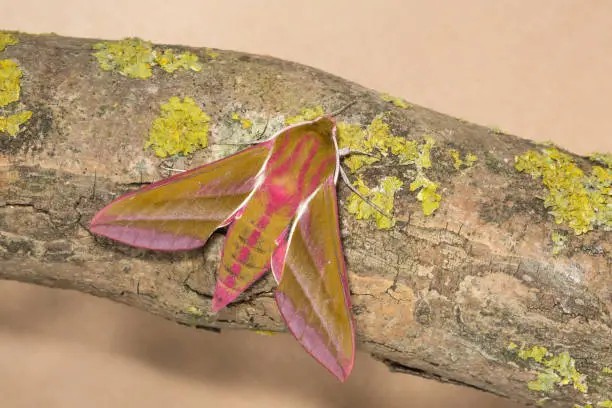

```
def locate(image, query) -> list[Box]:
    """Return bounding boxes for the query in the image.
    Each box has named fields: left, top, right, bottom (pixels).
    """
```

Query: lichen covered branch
left=0, top=32, right=610, bottom=408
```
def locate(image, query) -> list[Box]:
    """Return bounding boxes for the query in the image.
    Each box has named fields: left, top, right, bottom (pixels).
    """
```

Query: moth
left=90, top=106, right=366, bottom=381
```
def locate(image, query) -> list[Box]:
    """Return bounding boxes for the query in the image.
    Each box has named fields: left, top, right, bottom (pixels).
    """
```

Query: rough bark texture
left=1, top=33, right=610, bottom=407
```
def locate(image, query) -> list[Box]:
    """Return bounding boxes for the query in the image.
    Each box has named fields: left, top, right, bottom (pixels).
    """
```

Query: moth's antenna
left=329, top=100, right=357, bottom=118
left=338, top=166, right=391, bottom=219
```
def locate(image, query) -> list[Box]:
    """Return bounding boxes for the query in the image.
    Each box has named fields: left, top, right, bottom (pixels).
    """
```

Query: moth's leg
left=158, top=157, right=187, bottom=174
left=338, top=166, right=390, bottom=218
left=254, top=115, right=270, bottom=140
left=338, top=147, right=379, bottom=158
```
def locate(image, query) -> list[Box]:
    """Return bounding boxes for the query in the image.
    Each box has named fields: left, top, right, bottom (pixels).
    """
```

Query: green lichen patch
left=515, top=147, right=612, bottom=235
left=336, top=121, right=380, bottom=172
left=185, top=305, right=203, bottom=317
left=337, top=116, right=401, bottom=172
left=337, top=115, right=442, bottom=216
left=206, top=48, right=220, bottom=60
left=381, top=92, right=410, bottom=108
left=509, top=342, right=588, bottom=394
left=231, top=112, right=253, bottom=129
left=598, top=401, right=612, bottom=407
left=286, top=108, right=443, bottom=220
left=363, top=117, right=394, bottom=153
left=410, top=174, right=441, bottom=216
left=347, top=176, right=403, bottom=229
left=449, top=149, right=478, bottom=169
left=589, top=153, right=612, bottom=168
left=603, top=367, right=612, bottom=375
left=252, top=330, right=280, bottom=336
left=92, top=38, right=204, bottom=78
left=551, top=231, right=568, bottom=255
left=414, top=136, right=435, bottom=169
left=285, top=105, right=325, bottom=125
left=92, top=38, right=156, bottom=79
left=337, top=115, right=423, bottom=171
left=155, top=49, right=203, bottom=73
left=389, top=137, right=419, bottom=165
left=0, top=111, right=32, bottom=136
left=145, top=96, right=211, bottom=157
left=0, top=59, right=23, bottom=107
left=0, top=32, right=18, bottom=52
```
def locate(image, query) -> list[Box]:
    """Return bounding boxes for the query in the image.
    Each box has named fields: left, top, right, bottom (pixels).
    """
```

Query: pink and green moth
left=89, top=107, right=360, bottom=381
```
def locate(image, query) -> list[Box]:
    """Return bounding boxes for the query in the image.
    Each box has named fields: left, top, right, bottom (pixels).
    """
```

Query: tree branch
left=0, top=32, right=610, bottom=408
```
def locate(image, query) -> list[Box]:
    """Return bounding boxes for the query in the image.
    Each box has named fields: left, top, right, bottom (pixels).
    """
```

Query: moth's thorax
left=263, top=117, right=338, bottom=208
left=216, top=117, right=340, bottom=296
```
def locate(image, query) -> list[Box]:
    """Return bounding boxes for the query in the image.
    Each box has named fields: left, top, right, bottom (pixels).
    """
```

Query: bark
left=1, top=32, right=610, bottom=407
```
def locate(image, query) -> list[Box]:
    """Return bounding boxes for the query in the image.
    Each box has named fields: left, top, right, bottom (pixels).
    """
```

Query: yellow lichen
left=93, top=38, right=205, bottom=78
left=155, top=49, right=202, bottom=73
left=410, top=174, right=441, bottom=216
left=0, top=59, right=23, bottom=106
left=517, top=344, right=548, bottom=363
left=241, top=119, right=253, bottom=129
left=515, top=147, right=612, bottom=235
left=603, top=367, right=612, bottom=375
left=185, top=306, right=203, bottom=317
left=145, top=96, right=211, bottom=157
left=415, top=137, right=435, bottom=169
left=92, top=38, right=156, bottom=79
left=230, top=112, right=253, bottom=129
left=449, top=149, right=462, bottom=169
left=363, top=117, right=394, bottom=153
left=589, top=153, right=612, bottom=168
left=551, top=231, right=567, bottom=255
left=381, top=92, right=410, bottom=108
left=449, top=149, right=478, bottom=169
left=598, top=401, right=612, bottom=407
left=465, top=153, right=478, bottom=167
left=206, top=48, right=220, bottom=59
left=510, top=343, right=588, bottom=394
left=347, top=176, right=403, bottom=229
left=0, top=32, right=18, bottom=52
left=337, top=115, right=441, bottom=216
left=285, top=105, right=325, bottom=125
left=252, top=330, right=279, bottom=336
left=337, top=121, right=379, bottom=172
left=388, top=138, right=418, bottom=165
left=0, top=110, right=32, bottom=136
left=337, top=115, right=422, bottom=170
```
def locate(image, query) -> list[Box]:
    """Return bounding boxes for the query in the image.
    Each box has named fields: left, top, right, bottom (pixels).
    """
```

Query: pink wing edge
left=270, top=177, right=356, bottom=382
left=89, top=143, right=272, bottom=251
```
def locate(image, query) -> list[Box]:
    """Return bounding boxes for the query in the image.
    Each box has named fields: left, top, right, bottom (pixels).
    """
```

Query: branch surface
left=0, top=32, right=610, bottom=408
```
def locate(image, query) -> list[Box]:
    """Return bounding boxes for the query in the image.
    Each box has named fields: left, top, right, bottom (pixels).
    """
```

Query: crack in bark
left=383, top=359, right=511, bottom=400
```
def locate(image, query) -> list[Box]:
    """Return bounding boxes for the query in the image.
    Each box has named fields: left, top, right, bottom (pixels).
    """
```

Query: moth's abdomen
left=212, top=192, right=292, bottom=310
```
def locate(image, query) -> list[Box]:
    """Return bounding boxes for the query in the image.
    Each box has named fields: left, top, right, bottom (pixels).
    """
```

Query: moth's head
left=311, top=115, right=337, bottom=139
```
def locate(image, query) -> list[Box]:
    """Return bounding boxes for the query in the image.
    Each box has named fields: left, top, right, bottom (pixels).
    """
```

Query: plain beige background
left=1, top=1, right=611, bottom=407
